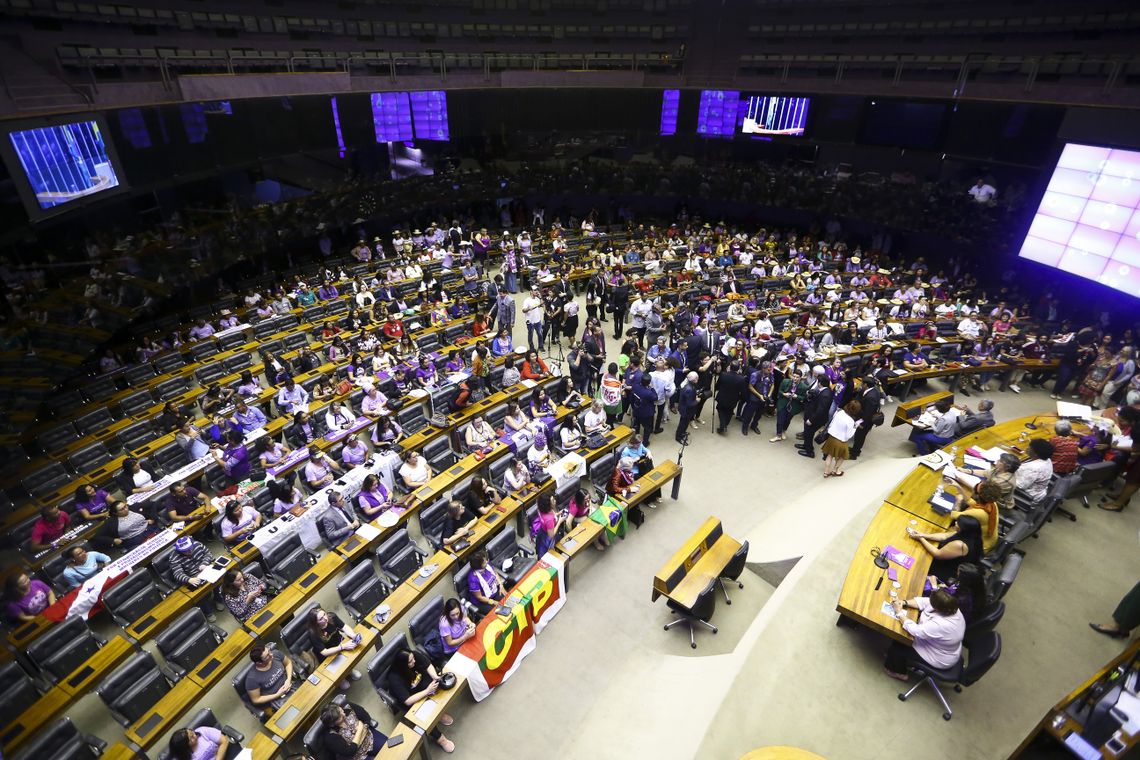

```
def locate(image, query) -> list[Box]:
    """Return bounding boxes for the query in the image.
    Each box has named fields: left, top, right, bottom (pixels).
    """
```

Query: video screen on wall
left=742, top=95, right=810, bottom=137
left=1018, top=143, right=1140, bottom=298
left=5, top=118, right=124, bottom=217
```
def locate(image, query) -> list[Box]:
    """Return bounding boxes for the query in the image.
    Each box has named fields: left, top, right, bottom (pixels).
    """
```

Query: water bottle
left=950, top=445, right=958, bottom=459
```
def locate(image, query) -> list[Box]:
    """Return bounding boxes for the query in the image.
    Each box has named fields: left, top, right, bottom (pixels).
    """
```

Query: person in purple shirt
left=466, top=551, right=506, bottom=617
left=414, top=356, right=437, bottom=389
left=438, top=598, right=476, bottom=655
left=214, top=430, right=251, bottom=482
left=355, top=474, right=391, bottom=519
left=340, top=435, right=368, bottom=467
left=167, top=724, right=229, bottom=760
left=317, top=281, right=339, bottom=301
left=3, top=572, right=54, bottom=624
left=73, top=482, right=113, bottom=520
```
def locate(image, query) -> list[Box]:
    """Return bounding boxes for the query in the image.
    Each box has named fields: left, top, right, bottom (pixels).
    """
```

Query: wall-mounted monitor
left=697, top=90, right=740, bottom=138
left=659, top=89, right=680, bottom=136
left=1, top=115, right=126, bottom=221
left=741, top=95, right=810, bottom=137
left=1018, top=143, right=1140, bottom=298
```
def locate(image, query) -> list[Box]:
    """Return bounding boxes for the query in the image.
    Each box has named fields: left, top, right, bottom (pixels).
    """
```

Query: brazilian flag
left=589, top=496, right=627, bottom=542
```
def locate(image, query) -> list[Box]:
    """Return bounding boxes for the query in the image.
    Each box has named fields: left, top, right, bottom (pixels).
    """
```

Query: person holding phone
left=307, top=606, right=363, bottom=690
left=438, top=598, right=477, bottom=655
left=317, top=701, right=386, bottom=760
left=387, top=649, right=457, bottom=754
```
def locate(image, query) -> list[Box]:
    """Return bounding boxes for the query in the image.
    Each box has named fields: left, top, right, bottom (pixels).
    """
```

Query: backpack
left=420, top=626, right=446, bottom=665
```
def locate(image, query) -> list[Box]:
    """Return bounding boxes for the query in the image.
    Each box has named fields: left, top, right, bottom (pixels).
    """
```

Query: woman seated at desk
left=947, top=452, right=1019, bottom=512
left=583, top=400, right=610, bottom=436
left=268, top=479, right=304, bottom=515
left=386, top=649, right=457, bottom=754
left=398, top=450, right=433, bottom=491
left=491, top=328, right=513, bottom=357
left=439, top=598, right=477, bottom=657
left=219, top=500, right=262, bottom=545
left=463, top=477, right=501, bottom=515
left=371, top=416, right=403, bottom=449
left=316, top=702, right=385, bottom=760
left=906, top=514, right=984, bottom=583
left=527, top=432, right=554, bottom=471
left=256, top=437, right=292, bottom=472
left=220, top=568, right=269, bottom=622
left=948, top=480, right=1001, bottom=553
left=504, top=459, right=532, bottom=493
left=503, top=401, right=534, bottom=434
left=441, top=500, right=479, bottom=547
left=500, top=356, right=521, bottom=388
left=464, top=415, right=498, bottom=451
left=883, top=588, right=966, bottom=682
left=355, top=475, right=392, bottom=519
left=95, top=500, right=156, bottom=552
left=529, top=387, right=556, bottom=419
left=926, top=562, right=990, bottom=625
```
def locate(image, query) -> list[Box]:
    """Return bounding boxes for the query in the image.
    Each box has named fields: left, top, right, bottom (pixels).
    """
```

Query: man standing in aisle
left=796, top=367, right=833, bottom=459
left=522, top=289, right=545, bottom=352
left=849, top=375, right=882, bottom=460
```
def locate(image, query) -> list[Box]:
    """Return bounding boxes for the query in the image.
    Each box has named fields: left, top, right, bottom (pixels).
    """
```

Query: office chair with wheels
left=985, top=549, right=1024, bottom=603
left=664, top=579, right=718, bottom=649
left=897, top=631, right=1002, bottom=720
left=717, top=540, right=749, bottom=605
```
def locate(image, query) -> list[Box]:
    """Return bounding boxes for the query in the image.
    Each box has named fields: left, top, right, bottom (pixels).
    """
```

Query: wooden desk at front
left=367, top=550, right=457, bottom=635
left=652, top=516, right=742, bottom=610
left=836, top=413, right=1082, bottom=644
left=265, top=623, right=379, bottom=742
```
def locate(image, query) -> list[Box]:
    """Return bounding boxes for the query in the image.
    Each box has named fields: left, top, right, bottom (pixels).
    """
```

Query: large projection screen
left=0, top=114, right=127, bottom=221
left=1018, top=143, right=1140, bottom=298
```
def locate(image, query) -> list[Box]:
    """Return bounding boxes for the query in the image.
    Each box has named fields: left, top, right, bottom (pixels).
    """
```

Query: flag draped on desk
left=447, top=553, right=566, bottom=701
left=590, top=496, right=627, bottom=542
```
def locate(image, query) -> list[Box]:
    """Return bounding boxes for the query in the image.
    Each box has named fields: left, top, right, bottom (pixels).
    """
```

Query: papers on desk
left=966, top=446, right=1004, bottom=463
left=918, top=451, right=953, bottom=471
left=355, top=523, right=381, bottom=541
left=520, top=379, right=537, bottom=388
left=881, top=601, right=904, bottom=620
left=892, top=369, right=909, bottom=376
left=914, top=411, right=940, bottom=428
left=407, top=388, right=429, bottom=399
left=1057, top=400, right=1093, bottom=419
left=882, top=545, right=916, bottom=569
left=935, top=337, right=947, bottom=343
left=962, top=455, right=990, bottom=470
left=929, top=489, right=957, bottom=515
left=232, top=750, right=253, bottom=760
left=414, top=699, right=437, bottom=721
left=197, top=563, right=228, bottom=585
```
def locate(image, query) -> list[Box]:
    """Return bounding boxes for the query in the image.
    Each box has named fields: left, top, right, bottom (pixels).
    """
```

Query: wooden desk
left=1011, top=637, right=1140, bottom=759
left=0, top=684, right=73, bottom=755
left=126, top=672, right=211, bottom=748
left=264, top=670, right=334, bottom=741
left=101, top=742, right=142, bottom=760
left=315, top=623, right=378, bottom=684
left=367, top=551, right=457, bottom=635
left=375, top=721, right=427, bottom=760
left=188, top=628, right=256, bottom=688
left=892, top=390, right=953, bottom=427
left=448, top=496, right=524, bottom=562
left=613, top=460, right=682, bottom=510
left=58, top=634, right=136, bottom=697
left=835, top=504, right=941, bottom=643
left=402, top=667, right=469, bottom=735
left=411, top=441, right=510, bottom=504
left=244, top=552, right=345, bottom=636
left=125, top=583, right=212, bottom=642
left=652, top=516, right=725, bottom=603
left=248, top=731, right=284, bottom=760
left=665, top=534, right=743, bottom=610
left=553, top=518, right=605, bottom=561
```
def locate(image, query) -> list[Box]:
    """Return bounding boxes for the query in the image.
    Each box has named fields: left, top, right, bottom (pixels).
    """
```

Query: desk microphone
left=1025, top=414, right=1042, bottom=430
left=872, top=547, right=890, bottom=570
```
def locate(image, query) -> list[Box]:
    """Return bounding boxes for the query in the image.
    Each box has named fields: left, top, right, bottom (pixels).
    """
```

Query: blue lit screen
left=696, top=90, right=740, bottom=138
left=410, top=91, right=449, bottom=141
left=659, top=89, right=680, bottom=136
left=371, top=92, right=414, bottom=142
left=8, top=120, right=122, bottom=210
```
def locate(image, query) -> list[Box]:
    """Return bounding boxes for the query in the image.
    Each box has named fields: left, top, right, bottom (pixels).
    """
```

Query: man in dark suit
left=849, top=375, right=883, bottom=460
left=675, top=372, right=700, bottom=443
left=715, top=361, right=746, bottom=435
left=796, top=368, right=833, bottom=458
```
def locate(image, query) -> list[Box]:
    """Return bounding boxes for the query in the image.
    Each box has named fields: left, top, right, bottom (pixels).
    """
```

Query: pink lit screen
left=1019, top=143, right=1140, bottom=297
